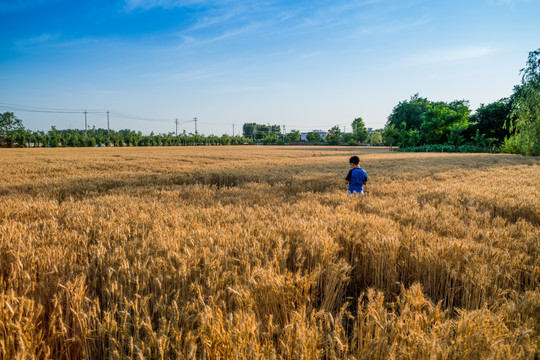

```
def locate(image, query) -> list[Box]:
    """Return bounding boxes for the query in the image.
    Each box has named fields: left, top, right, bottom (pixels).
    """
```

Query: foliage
left=351, top=117, right=369, bottom=143
left=385, top=96, right=491, bottom=151
left=397, top=144, right=492, bottom=153
left=506, top=48, right=540, bottom=156
left=0, top=112, right=27, bottom=147
left=386, top=93, right=430, bottom=131
left=369, top=130, right=383, bottom=145
left=306, top=131, right=324, bottom=143
left=420, top=101, right=470, bottom=145
left=285, top=129, right=301, bottom=142
left=10, top=126, right=254, bottom=147
left=242, top=122, right=282, bottom=140
left=326, top=125, right=342, bottom=145
left=261, top=133, right=279, bottom=144
left=382, top=124, right=399, bottom=146
left=468, top=98, right=512, bottom=144
left=342, top=132, right=357, bottom=145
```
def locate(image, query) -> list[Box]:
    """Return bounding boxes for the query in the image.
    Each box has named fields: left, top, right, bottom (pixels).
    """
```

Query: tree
left=351, top=117, right=369, bottom=143
left=285, top=130, right=301, bottom=142
left=306, top=132, right=324, bottom=143
left=243, top=123, right=281, bottom=140
left=469, top=99, right=512, bottom=145
left=326, top=125, right=341, bottom=145
left=397, top=122, right=409, bottom=147
left=0, top=112, right=25, bottom=147
left=386, top=93, right=430, bottom=131
left=408, top=129, right=421, bottom=147
left=48, top=126, right=61, bottom=147
left=261, top=134, right=278, bottom=144
left=382, top=124, right=399, bottom=146
left=343, top=133, right=357, bottom=145
left=420, top=101, right=470, bottom=145
left=447, top=122, right=467, bottom=147
left=220, top=134, right=231, bottom=145
left=506, top=48, right=540, bottom=155
left=369, top=130, right=383, bottom=145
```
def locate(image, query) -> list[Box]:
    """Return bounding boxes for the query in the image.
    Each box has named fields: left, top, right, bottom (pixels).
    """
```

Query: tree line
left=0, top=115, right=377, bottom=148
left=2, top=49, right=538, bottom=155
left=0, top=121, right=255, bottom=147
left=382, top=48, right=540, bottom=155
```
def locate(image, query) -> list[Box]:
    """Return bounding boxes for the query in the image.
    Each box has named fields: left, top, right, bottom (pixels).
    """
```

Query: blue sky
left=1, top=0, right=539, bottom=135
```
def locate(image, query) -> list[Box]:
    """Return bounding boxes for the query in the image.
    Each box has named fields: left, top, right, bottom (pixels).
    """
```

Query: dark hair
left=349, top=156, right=360, bottom=165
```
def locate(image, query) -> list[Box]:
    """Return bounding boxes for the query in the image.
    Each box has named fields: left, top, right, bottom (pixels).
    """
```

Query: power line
left=0, top=102, right=192, bottom=125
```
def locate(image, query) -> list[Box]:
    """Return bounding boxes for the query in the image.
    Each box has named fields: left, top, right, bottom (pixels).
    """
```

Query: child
left=345, top=156, right=368, bottom=195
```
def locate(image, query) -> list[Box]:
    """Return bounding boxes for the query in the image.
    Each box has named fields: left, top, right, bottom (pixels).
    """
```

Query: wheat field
left=1, top=146, right=539, bottom=359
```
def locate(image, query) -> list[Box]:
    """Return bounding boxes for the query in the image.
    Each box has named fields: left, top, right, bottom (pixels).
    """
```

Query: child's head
left=349, top=156, right=360, bottom=166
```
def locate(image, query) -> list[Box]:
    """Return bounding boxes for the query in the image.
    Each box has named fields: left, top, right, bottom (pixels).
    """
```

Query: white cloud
left=407, top=46, right=494, bottom=65
left=176, top=21, right=265, bottom=49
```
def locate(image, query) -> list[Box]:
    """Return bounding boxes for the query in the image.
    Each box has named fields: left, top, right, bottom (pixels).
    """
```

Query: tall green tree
left=420, top=101, right=470, bottom=145
left=306, top=132, right=324, bottom=143
left=469, top=99, right=512, bottom=144
left=242, top=123, right=281, bottom=140
left=285, top=130, right=301, bottom=142
left=506, top=48, right=540, bottom=155
left=386, top=93, right=430, bottom=131
left=0, top=112, right=25, bottom=147
left=351, top=117, right=369, bottom=143
left=343, top=132, right=357, bottom=145
left=326, top=125, right=341, bottom=145
left=48, top=126, right=61, bottom=147
left=369, top=130, right=383, bottom=145
left=382, top=124, right=399, bottom=146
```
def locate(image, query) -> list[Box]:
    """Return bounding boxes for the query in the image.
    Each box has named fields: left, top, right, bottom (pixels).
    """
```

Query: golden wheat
left=1, top=146, right=539, bottom=359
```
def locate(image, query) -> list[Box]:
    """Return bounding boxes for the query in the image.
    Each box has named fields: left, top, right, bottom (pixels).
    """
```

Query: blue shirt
left=345, top=168, right=368, bottom=194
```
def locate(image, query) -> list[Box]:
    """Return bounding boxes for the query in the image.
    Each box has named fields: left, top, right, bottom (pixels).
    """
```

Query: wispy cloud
left=12, top=33, right=120, bottom=52
left=123, top=0, right=232, bottom=12
left=351, top=16, right=430, bottom=37
left=176, top=20, right=266, bottom=49
left=13, top=33, right=62, bottom=47
left=407, top=46, right=494, bottom=65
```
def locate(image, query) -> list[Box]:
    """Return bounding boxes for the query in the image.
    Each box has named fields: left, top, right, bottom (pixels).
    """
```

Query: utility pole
left=84, top=110, right=88, bottom=136
left=282, top=125, right=286, bottom=141
left=232, top=124, right=235, bottom=137
left=193, top=117, right=198, bottom=134
left=268, top=123, right=271, bottom=137
left=107, top=111, right=110, bottom=137
left=175, top=118, right=179, bottom=136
